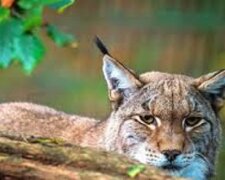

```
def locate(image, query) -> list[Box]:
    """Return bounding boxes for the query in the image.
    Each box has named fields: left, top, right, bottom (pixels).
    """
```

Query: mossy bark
left=0, top=133, right=181, bottom=180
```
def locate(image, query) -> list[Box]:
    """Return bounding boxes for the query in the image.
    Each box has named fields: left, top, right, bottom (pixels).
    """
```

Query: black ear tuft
left=94, top=36, right=110, bottom=55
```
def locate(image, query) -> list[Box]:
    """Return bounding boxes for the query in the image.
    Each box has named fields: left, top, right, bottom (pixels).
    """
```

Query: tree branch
left=0, top=133, right=181, bottom=179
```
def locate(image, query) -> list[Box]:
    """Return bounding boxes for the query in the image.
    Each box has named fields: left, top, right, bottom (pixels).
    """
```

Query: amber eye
left=140, top=115, right=156, bottom=125
left=185, top=117, right=202, bottom=127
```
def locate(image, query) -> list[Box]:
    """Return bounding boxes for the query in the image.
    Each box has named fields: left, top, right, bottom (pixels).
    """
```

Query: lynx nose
left=162, top=150, right=181, bottom=162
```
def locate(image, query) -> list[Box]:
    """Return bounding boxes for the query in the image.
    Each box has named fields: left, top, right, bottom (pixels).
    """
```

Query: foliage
left=46, top=24, right=75, bottom=47
left=0, top=0, right=76, bottom=74
left=127, top=164, right=145, bottom=178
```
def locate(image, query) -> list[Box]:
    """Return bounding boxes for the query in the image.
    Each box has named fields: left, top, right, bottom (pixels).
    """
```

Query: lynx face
left=100, top=53, right=223, bottom=180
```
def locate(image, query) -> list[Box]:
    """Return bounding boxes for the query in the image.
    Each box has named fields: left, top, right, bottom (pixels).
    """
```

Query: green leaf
left=0, top=19, right=23, bottom=68
left=46, top=24, right=75, bottom=47
left=18, top=0, right=60, bottom=10
left=22, top=6, right=43, bottom=30
left=0, top=0, right=75, bottom=73
left=49, top=0, right=75, bottom=12
left=127, top=165, right=145, bottom=178
left=14, top=34, right=45, bottom=74
left=0, top=7, right=10, bottom=22
left=17, top=0, right=38, bottom=10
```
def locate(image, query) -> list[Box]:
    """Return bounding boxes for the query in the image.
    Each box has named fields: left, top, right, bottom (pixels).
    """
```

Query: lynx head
left=95, top=37, right=223, bottom=179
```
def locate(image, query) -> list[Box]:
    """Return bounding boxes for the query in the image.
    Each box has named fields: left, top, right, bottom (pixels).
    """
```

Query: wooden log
left=0, top=133, right=181, bottom=180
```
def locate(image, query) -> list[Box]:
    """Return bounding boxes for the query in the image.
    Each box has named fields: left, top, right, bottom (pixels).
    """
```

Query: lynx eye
left=184, top=117, right=203, bottom=127
left=140, top=115, right=156, bottom=125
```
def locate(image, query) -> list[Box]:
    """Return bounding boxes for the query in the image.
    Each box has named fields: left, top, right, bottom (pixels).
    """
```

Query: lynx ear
left=194, top=69, right=225, bottom=111
left=103, top=55, right=142, bottom=109
left=94, top=36, right=143, bottom=109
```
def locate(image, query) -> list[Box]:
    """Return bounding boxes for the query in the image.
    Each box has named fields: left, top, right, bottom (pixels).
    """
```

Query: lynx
left=0, top=37, right=223, bottom=180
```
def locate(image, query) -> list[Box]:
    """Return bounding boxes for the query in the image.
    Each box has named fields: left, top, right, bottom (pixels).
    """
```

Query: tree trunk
left=0, top=132, right=181, bottom=180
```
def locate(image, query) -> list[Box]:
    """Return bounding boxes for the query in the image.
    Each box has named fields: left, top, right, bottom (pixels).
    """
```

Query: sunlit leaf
left=49, top=0, right=75, bottom=12
left=127, top=164, right=145, bottom=178
left=46, top=24, right=75, bottom=47
left=14, top=34, right=45, bottom=74
left=0, top=19, right=23, bottom=68
left=0, top=7, right=10, bottom=22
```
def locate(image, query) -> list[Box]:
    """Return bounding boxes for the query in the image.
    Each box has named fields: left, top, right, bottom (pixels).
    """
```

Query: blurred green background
left=0, top=0, right=225, bottom=178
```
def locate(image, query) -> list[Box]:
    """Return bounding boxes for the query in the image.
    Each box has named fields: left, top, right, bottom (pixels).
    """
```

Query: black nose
left=162, top=150, right=181, bottom=162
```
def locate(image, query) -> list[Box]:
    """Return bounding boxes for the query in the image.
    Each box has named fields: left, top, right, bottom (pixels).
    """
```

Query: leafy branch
left=0, top=0, right=76, bottom=74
